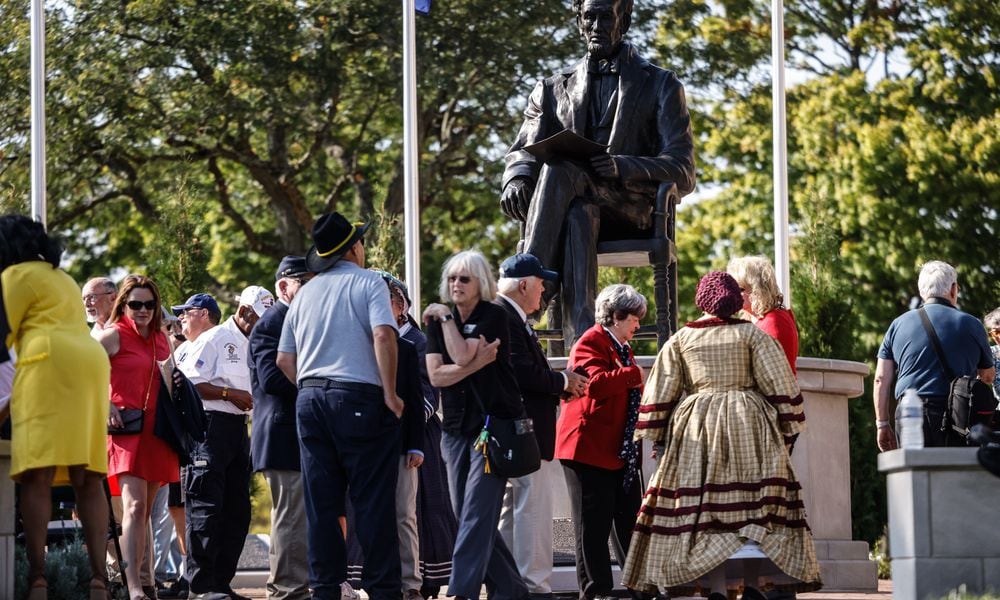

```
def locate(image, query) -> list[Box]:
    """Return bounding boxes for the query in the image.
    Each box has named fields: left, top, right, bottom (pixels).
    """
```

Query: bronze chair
left=538, top=181, right=680, bottom=352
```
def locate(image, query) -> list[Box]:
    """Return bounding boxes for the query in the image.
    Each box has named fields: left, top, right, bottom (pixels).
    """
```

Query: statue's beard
left=586, top=39, right=620, bottom=60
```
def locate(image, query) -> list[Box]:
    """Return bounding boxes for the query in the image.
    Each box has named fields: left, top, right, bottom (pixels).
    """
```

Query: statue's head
left=574, top=0, right=633, bottom=60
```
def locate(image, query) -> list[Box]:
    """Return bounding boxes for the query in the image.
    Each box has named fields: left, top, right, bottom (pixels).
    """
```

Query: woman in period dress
left=98, top=274, right=180, bottom=600
left=0, top=215, right=111, bottom=600
left=622, top=271, right=821, bottom=600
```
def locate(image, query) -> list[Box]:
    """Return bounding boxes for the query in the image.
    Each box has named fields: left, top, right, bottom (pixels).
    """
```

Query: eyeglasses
left=181, top=307, right=205, bottom=317
left=82, top=292, right=114, bottom=303
left=448, top=275, right=472, bottom=284
left=125, top=300, right=158, bottom=311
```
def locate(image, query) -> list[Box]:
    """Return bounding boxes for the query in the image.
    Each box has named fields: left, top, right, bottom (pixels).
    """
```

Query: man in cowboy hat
left=277, top=212, right=404, bottom=600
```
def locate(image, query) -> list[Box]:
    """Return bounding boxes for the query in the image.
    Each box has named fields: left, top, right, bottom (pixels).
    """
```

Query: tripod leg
left=104, top=479, right=128, bottom=592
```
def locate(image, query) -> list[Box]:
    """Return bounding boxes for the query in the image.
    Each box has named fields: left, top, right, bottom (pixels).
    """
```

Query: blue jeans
left=440, top=432, right=527, bottom=600
left=297, top=384, right=402, bottom=600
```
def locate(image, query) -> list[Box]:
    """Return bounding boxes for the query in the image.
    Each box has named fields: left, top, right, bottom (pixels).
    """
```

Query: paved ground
left=232, top=580, right=893, bottom=600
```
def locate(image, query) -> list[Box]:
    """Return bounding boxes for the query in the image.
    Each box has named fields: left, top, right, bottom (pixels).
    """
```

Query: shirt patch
left=224, top=342, right=240, bottom=363
left=463, top=323, right=477, bottom=335
left=195, top=359, right=204, bottom=368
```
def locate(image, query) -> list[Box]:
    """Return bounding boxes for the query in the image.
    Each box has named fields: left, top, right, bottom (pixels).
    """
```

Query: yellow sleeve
left=634, top=334, right=685, bottom=443
left=751, top=327, right=806, bottom=440
left=1, top=266, right=28, bottom=350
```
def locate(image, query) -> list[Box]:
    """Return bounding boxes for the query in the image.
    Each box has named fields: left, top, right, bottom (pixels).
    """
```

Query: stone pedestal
left=545, top=355, right=877, bottom=592
left=1, top=440, right=14, bottom=600
left=794, top=358, right=878, bottom=591
left=878, top=448, right=1000, bottom=599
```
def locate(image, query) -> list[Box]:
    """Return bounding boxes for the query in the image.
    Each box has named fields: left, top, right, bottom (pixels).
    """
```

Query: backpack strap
left=918, top=307, right=957, bottom=382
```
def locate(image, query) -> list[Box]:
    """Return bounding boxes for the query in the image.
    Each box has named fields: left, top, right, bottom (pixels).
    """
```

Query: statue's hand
left=590, top=154, right=619, bottom=179
left=500, top=177, right=532, bottom=221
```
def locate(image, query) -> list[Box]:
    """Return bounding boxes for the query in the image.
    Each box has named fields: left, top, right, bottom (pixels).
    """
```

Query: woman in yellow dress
left=0, top=215, right=112, bottom=600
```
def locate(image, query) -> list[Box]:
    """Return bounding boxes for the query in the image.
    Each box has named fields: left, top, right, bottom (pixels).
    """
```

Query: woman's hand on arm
left=426, top=338, right=498, bottom=388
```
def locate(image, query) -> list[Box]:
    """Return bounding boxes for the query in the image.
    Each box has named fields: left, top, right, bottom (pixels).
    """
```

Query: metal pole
left=772, top=0, right=790, bottom=306
left=30, top=0, right=47, bottom=227
left=402, top=0, right=422, bottom=315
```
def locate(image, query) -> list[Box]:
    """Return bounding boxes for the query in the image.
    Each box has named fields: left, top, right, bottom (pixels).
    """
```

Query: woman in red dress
left=728, top=256, right=799, bottom=373
left=98, top=275, right=179, bottom=600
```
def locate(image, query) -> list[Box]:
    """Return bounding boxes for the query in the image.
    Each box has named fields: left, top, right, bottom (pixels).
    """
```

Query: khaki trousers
left=263, top=469, right=311, bottom=600
left=397, top=455, right=421, bottom=591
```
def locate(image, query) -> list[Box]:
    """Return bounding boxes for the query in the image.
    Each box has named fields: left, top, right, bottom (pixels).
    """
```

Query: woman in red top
left=555, top=283, right=647, bottom=599
left=98, top=275, right=179, bottom=600
left=728, top=256, right=799, bottom=373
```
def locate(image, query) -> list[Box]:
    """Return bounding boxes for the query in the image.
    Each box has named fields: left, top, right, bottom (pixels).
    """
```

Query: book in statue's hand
left=522, top=130, right=609, bottom=163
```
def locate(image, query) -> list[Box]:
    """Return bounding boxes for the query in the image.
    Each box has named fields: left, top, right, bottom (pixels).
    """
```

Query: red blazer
left=554, top=324, right=644, bottom=470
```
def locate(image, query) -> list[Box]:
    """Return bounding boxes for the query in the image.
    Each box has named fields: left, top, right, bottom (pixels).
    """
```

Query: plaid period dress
left=621, top=318, right=821, bottom=596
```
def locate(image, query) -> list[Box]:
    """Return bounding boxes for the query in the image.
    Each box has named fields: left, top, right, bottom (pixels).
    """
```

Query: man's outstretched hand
left=500, top=177, right=533, bottom=221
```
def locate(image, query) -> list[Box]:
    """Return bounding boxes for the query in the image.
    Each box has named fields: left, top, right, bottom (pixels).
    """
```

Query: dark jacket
left=249, top=302, right=300, bottom=472
left=398, top=336, right=425, bottom=456
left=495, top=296, right=565, bottom=460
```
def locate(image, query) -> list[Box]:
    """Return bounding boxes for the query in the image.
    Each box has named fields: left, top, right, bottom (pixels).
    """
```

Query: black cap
left=275, top=255, right=311, bottom=281
left=305, top=212, right=370, bottom=273
left=499, top=253, right=558, bottom=281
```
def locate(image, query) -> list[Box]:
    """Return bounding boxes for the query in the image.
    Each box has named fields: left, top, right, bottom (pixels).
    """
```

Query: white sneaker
left=340, top=581, right=361, bottom=600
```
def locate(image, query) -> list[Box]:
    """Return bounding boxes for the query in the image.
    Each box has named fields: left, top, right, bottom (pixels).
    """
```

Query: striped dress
left=621, top=318, right=821, bottom=597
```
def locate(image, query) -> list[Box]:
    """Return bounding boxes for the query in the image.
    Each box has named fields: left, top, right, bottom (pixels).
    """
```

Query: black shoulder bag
left=918, top=308, right=997, bottom=443
left=468, top=384, right=540, bottom=478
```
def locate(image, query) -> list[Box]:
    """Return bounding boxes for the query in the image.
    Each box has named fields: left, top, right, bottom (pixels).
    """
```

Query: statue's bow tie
left=589, top=58, right=619, bottom=75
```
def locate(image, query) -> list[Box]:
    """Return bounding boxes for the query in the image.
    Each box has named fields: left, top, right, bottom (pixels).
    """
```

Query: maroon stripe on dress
left=636, top=419, right=670, bottom=429
left=779, top=412, right=806, bottom=423
left=648, top=478, right=802, bottom=498
left=640, top=402, right=674, bottom=413
left=766, top=394, right=804, bottom=406
left=635, top=515, right=810, bottom=536
left=640, top=496, right=805, bottom=517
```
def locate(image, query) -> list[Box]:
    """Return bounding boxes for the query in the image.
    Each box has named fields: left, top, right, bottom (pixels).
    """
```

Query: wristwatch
left=222, top=386, right=229, bottom=399
left=440, top=314, right=454, bottom=323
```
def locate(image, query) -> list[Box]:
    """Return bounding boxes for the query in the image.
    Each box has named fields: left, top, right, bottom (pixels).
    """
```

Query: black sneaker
left=156, top=578, right=189, bottom=599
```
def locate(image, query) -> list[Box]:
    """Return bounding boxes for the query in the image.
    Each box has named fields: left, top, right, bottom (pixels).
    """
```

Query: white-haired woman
left=728, top=256, right=799, bottom=373
left=554, top=283, right=648, bottom=599
left=422, top=250, right=528, bottom=600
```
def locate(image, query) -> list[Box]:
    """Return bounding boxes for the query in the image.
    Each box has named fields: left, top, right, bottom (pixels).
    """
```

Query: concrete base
left=879, top=448, right=1000, bottom=599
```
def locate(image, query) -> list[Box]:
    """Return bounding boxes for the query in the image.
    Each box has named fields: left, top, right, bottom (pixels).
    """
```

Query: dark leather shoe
left=157, top=579, right=188, bottom=599
left=742, top=587, right=768, bottom=600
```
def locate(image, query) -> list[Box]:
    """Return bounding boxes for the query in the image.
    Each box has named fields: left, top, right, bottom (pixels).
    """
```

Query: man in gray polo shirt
left=277, top=212, right=403, bottom=600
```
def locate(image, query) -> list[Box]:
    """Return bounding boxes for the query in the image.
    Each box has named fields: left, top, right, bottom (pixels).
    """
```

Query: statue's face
left=577, top=0, right=625, bottom=60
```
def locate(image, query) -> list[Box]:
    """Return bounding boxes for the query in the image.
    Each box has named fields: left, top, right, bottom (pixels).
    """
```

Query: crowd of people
left=0, top=206, right=846, bottom=600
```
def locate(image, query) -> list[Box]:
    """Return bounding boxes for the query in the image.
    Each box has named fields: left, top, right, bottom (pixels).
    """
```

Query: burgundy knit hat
left=695, top=271, right=744, bottom=318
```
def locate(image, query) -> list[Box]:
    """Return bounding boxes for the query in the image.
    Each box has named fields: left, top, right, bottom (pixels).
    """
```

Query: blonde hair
left=438, top=250, right=497, bottom=302
left=727, top=255, right=784, bottom=316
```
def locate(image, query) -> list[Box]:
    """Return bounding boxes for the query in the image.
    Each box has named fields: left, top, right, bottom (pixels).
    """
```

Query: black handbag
left=469, top=381, right=540, bottom=478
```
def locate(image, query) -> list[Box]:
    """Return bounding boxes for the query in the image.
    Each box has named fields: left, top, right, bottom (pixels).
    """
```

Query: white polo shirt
left=176, top=317, right=251, bottom=415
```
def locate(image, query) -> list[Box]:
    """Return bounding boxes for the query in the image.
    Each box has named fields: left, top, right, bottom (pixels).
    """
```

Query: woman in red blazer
left=555, top=283, right=647, bottom=600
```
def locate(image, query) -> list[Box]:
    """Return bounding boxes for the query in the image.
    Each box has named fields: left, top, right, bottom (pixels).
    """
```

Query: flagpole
left=30, top=0, right=47, bottom=227
left=402, top=0, right=421, bottom=315
left=772, top=0, right=790, bottom=306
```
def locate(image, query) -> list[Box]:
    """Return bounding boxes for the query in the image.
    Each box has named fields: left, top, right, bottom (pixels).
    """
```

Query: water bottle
left=897, top=388, right=924, bottom=449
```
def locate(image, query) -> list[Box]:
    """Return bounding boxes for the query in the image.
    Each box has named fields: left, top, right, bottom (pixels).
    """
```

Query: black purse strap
left=918, top=307, right=956, bottom=381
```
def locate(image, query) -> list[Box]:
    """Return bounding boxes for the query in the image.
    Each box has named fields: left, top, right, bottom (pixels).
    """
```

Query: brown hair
left=109, top=274, right=164, bottom=336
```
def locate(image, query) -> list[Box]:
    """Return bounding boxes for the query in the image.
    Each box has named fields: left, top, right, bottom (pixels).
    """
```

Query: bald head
left=82, top=277, right=117, bottom=325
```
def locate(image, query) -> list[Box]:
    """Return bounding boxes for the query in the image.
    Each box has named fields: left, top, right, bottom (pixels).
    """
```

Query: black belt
left=298, top=377, right=382, bottom=395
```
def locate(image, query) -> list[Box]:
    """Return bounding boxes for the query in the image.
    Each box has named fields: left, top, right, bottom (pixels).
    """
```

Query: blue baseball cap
left=499, top=253, right=558, bottom=281
left=171, top=293, right=221, bottom=317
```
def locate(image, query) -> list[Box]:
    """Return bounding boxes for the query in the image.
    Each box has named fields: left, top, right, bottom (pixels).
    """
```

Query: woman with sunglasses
left=98, top=274, right=179, bottom=600
left=422, top=250, right=528, bottom=600
left=0, top=215, right=111, bottom=600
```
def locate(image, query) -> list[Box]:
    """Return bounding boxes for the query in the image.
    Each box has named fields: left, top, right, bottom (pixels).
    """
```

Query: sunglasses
left=448, top=275, right=472, bottom=284
left=125, top=300, right=158, bottom=311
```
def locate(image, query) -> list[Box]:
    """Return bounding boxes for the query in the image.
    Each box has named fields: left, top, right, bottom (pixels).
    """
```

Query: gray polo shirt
left=278, top=260, right=397, bottom=386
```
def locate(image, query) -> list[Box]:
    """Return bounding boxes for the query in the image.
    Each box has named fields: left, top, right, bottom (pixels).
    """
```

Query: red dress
left=106, top=316, right=179, bottom=494
left=756, top=307, right=799, bottom=374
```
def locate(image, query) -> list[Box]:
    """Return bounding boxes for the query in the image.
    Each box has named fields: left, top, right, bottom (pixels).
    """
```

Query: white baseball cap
left=238, top=285, right=275, bottom=317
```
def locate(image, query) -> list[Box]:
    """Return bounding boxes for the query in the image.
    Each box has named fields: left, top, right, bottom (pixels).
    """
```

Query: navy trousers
left=441, top=432, right=527, bottom=600
left=297, top=383, right=402, bottom=600
left=185, top=411, right=252, bottom=594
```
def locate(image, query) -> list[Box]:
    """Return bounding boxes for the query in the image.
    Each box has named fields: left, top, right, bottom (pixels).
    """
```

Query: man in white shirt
left=174, top=287, right=274, bottom=600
